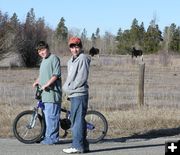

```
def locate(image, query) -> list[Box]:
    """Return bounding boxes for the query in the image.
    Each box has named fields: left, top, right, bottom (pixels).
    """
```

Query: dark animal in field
left=89, top=47, right=99, bottom=57
left=131, top=47, right=143, bottom=61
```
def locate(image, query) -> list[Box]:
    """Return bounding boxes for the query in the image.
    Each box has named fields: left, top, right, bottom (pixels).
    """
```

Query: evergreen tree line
left=116, top=18, right=180, bottom=55
left=0, top=8, right=180, bottom=67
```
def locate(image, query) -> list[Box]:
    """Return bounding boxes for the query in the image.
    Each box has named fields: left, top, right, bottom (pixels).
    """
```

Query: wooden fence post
left=137, top=63, right=145, bottom=106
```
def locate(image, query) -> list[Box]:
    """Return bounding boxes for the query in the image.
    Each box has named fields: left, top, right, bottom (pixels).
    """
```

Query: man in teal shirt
left=33, top=41, right=62, bottom=144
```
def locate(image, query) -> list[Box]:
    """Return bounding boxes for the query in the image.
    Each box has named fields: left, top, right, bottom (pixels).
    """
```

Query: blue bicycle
left=12, top=85, right=108, bottom=144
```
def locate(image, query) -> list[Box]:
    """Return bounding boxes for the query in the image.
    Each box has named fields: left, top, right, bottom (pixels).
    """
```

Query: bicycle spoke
left=21, top=127, right=30, bottom=139
left=13, top=110, right=44, bottom=143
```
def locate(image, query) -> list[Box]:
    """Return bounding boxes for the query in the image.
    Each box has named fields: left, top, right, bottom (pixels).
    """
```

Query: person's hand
left=33, top=81, right=39, bottom=88
left=41, top=84, right=50, bottom=91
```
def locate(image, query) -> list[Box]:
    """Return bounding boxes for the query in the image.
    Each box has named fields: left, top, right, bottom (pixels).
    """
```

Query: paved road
left=0, top=137, right=179, bottom=155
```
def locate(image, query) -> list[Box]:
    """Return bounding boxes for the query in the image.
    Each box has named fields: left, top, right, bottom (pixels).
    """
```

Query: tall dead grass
left=105, top=106, right=180, bottom=138
left=0, top=54, right=180, bottom=138
left=0, top=103, right=31, bottom=137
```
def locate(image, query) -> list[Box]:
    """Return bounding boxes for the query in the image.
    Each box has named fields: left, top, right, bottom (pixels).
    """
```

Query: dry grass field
left=0, top=54, right=180, bottom=139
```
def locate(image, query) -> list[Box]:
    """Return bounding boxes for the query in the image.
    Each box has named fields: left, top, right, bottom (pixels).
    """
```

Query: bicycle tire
left=86, top=110, right=108, bottom=143
left=13, top=110, right=45, bottom=144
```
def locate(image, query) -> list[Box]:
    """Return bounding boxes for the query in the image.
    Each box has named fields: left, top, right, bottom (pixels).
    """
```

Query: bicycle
left=12, top=85, right=108, bottom=144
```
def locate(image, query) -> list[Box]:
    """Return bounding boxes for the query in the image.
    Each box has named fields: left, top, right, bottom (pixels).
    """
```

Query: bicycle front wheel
left=86, top=110, right=108, bottom=143
left=13, top=110, right=45, bottom=144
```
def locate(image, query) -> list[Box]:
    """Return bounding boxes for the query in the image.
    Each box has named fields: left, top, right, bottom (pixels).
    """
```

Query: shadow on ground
left=51, top=127, right=180, bottom=154
left=56, top=127, right=180, bottom=145
left=103, top=127, right=180, bottom=143
left=89, top=143, right=165, bottom=153
left=87, top=127, right=180, bottom=153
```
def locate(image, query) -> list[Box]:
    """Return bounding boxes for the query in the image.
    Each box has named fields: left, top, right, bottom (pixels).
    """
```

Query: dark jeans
left=70, top=95, right=89, bottom=151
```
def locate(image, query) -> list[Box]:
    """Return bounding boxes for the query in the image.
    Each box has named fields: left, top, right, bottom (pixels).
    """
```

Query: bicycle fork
left=27, top=108, right=38, bottom=129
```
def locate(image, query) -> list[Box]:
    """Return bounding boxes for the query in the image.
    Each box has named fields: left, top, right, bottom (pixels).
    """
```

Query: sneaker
left=62, top=148, right=81, bottom=154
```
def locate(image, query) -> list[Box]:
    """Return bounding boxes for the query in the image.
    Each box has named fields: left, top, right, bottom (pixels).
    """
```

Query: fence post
left=137, top=63, right=145, bottom=106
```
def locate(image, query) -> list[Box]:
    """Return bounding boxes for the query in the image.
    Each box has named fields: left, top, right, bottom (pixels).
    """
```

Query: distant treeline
left=0, top=8, right=180, bottom=67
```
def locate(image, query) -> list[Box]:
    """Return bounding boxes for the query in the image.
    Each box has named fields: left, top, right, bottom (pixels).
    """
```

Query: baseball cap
left=36, top=41, right=49, bottom=51
left=68, top=37, right=82, bottom=48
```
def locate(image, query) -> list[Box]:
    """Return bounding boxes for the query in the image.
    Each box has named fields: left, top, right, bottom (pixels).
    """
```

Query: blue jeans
left=70, top=95, right=89, bottom=151
left=41, top=102, right=60, bottom=144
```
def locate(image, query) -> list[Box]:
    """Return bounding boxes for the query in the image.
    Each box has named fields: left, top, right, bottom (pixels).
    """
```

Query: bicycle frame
left=27, top=101, right=43, bottom=129
left=60, top=107, right=95, bottom=131
left=27, top=85, right=45, bottom=129
left=33, top=84, right=95, bottom=131
left=13, top=84, right=108, bottom=144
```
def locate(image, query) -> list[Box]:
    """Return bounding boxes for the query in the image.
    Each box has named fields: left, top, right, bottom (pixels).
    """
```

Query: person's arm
left=41, top=75, right=58, bottom=90
left=69, top=56, right=90, bottom=89
left=32, top=77, right=39, bottom=88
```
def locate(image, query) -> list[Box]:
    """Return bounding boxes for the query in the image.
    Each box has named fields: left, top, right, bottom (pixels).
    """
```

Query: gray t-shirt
left=39, top=54, right=62, bottom=103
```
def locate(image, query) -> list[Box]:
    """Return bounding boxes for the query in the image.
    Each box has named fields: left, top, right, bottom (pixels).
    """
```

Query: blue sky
left=0, top=0, right=180, bottom=37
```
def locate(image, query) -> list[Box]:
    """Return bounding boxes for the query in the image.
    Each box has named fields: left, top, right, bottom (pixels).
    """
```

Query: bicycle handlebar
left=34, top=84, right=52, bottom=100
left=35, top=84, right=43, bottom=100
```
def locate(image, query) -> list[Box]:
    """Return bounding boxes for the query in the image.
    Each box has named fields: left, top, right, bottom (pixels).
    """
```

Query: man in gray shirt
left=63, top=37, right=91, bottom=153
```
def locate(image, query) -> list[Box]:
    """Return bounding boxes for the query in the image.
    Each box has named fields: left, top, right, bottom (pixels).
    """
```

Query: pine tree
left=19, top=8, right=48, bottom=67
left=81, top=28, right=88, bottom=51
left=91, top=33, right=96, bottom=47
left=55, top=17, right=68, bottom=42
left=169, top=24, right=180, bottom=52
left=130, top=18, right=145, bottom=49
left=144, top=20, right=162, bottom=53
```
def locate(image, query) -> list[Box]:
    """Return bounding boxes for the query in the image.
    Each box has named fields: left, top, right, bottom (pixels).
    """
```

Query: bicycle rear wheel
left=13, top=110, right=45, bottom=144
left=86, top=110, right=108, bottom=143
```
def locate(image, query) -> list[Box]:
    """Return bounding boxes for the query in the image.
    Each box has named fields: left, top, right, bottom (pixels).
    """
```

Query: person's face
left=69, top=44, right=81, bottom=57
left=38, top=48, right=49, bottom=58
